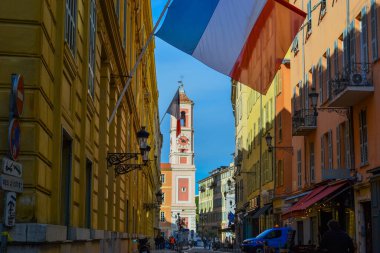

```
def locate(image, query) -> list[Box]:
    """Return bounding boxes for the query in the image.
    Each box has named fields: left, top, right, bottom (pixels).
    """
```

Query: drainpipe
left=302, top=0, right=308, bottom=187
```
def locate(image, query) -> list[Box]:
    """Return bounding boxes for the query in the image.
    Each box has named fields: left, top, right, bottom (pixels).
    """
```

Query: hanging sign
left=8, top=118, right=21, bottom=161
left=11, top=74, right=24, bottom=117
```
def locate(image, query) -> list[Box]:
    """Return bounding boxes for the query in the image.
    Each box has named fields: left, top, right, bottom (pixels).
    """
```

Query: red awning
left=282, top=180, right=348, bottom=220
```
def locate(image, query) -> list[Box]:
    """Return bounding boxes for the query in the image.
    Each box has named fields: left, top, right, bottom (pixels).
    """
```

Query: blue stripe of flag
left=156, top=0, right=220, bottom=55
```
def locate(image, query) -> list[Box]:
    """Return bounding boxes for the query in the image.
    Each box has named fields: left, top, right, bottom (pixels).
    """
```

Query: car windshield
left=256, top=229, right=282, bottom=239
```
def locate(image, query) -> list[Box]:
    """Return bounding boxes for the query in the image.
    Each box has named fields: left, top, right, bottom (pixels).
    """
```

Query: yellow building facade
left=0, top=0, right=161, bottom=252
left=232, top=77, right=278, bottom=243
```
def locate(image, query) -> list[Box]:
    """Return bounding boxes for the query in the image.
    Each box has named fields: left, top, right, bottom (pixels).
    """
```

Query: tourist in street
left=319, top=220, right=354, bottom=253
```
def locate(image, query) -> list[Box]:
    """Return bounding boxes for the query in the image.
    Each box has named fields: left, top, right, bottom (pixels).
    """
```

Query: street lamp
left=309, top=87, right=319, bottom=116
left=107, top=126, right=152, bottom=176
left=265, top=132, right=293, bottom=153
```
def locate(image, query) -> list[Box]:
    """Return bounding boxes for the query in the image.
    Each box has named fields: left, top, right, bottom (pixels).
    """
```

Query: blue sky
left=151, top=0, right=235, bottom=193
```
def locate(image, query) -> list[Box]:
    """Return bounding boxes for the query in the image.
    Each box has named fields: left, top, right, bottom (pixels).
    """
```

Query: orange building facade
left=284, top=0, right=380, bottom=251
left=159, top=163, right=173, bottom=237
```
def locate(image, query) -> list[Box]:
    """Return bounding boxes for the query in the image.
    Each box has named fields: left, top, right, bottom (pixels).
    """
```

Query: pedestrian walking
left=319, top=220, right=354, bottom=253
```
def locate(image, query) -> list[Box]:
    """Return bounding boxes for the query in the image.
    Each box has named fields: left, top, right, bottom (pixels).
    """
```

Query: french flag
left=156, top=0, right=305, bottom=94
left=166, top=88, right=181, bottom=137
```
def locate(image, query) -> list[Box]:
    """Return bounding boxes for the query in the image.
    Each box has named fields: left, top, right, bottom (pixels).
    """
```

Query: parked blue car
left=241, top=227, right=293, bottom=253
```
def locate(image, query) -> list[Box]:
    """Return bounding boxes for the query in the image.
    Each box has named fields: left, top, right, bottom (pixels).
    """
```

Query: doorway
left=362, top=201, right=372, bottom=253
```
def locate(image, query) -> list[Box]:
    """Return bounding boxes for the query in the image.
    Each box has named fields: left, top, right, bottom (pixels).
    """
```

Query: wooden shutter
left=350, top=21, right=356, bottom=70
left=336, top=125, right=341, bottom=168
left=328, top=130, right=333, bottom=169
left=345, top=121, right=351, bottom=170
left=326, top=48, right=331, bottom=99
left=321, top=136, right=325, bottom=170
left=361, top=7, right=369, bottom=64
left=319, top=59, right=323, bottom=103
left=371, top=0, right=378, bottom=60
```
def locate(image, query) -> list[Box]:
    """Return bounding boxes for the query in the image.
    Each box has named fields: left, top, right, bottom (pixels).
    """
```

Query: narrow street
left=152, top=247, right=241, bottom=253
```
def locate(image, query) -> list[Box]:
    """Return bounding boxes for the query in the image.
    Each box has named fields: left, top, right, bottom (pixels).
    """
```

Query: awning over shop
left=282, top=180, right=349, bottom=220
left=252, top=204, right=272, bottom=219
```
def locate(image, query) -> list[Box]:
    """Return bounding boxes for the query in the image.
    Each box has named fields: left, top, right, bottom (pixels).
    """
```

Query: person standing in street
left=319, top=220, right=354, bottom=253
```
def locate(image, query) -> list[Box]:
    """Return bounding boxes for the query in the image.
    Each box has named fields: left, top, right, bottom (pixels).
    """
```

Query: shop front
left=282, top=180, right=355, bottom=247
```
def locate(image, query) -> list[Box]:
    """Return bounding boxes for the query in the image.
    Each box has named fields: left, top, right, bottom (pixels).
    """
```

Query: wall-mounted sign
left=8, top=118, right=21, bottom=161
left=1, top=157, right=22, bottom=178
left=11, top=74, right=24, bottom=117
left=0, top=174, right=23, bottom=193
left=3, top=192, right=16, bottom=227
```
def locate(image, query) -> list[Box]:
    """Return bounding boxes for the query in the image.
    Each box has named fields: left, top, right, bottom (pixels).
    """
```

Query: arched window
left=180, top=111, right=186, bottom=127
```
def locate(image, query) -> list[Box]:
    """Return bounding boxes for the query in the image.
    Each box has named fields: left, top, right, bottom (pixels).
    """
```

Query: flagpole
left=108, top=0, right=172, bottom=124
left=159, top=113, right=167, bottom=125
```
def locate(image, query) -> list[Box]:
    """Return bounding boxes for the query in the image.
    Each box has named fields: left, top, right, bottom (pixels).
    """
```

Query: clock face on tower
left=177, top=135, right=190, bottom=147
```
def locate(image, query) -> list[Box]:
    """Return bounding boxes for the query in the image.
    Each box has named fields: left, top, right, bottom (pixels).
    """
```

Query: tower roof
left=179, top=83, right=193, bottom=104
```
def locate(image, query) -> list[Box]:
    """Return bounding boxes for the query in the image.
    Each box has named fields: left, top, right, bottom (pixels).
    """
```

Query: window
left=88, top=0, right=96, bottom=97
left=292, top=35, right=299, bottom=55
left=180, top=111, right=186, bottom=127
left=161, top=174, right=165, bottom=183
left=359, top=110, right=368, bottom=165
left=371, top=0, right=378, bottom=60
left=336, top=125, right=341, bottom=168
left=328, top=130, right=333, bottom=169
left=181, top=187, right=187, bottom=192
left=160, top=212, right=165, bottom=222
left=85, top=159, right=92, bottom=229
left=319, top=0, right=327, bottom=20
left=162, top=192, right=165, bottom=202
left=310, top=143, right=315, bottom=182
left=306, top=0, right=312, bottom=35
left=65, top=0, right=77, bottom=55
left=297, top=150, right=302, bottom=189
left=361, top=7, right=369, bottom=65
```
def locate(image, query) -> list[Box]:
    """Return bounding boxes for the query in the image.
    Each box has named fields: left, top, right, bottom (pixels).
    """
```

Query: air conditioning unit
left=350, top=72, right=367, bottom=86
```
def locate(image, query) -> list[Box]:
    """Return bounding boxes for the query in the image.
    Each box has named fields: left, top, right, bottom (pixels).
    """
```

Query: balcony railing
left=329, top=63, right=374, bottom=107
left=292, top=109, right=317, bottom=136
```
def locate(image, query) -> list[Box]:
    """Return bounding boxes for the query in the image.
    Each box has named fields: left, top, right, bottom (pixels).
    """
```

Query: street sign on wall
left=11, top=74, right=24, bottom=117
left=3, top=192, right=16, bottom=227
left=8, top=118, right=21, bottom=161
left=1, top=157, right=22, bottom=178
left=0, top=174, right=23, bottom=193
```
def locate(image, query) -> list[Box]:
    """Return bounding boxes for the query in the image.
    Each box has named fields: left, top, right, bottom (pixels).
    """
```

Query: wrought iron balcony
left=292, top=109, right=317, bottom=136
left=329, top=63, right=374, bottom=107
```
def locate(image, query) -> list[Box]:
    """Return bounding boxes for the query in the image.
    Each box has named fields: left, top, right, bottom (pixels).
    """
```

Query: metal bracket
left=318, top=107, right=349, bottom=117
left=106, top=153, right=139, bottom=166
left=114, top=163, right=144, bottom=176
